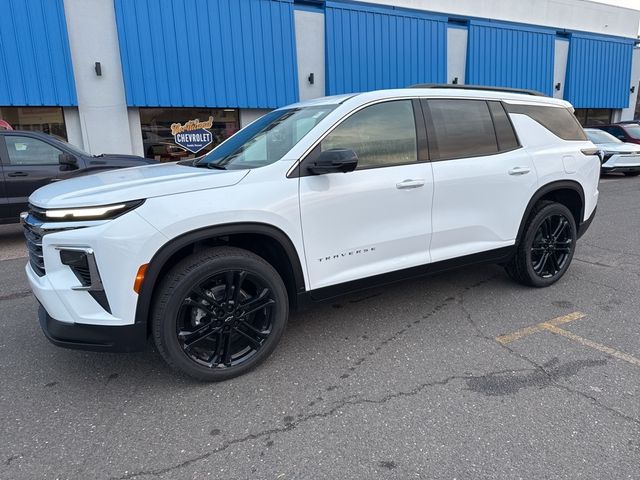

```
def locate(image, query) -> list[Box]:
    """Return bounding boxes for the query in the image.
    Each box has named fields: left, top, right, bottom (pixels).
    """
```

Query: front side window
left=4, top=136, right=62, bottom=165
left=427, top=99, right=498, bottom=160
left=321, top=100, right=417, bottom=169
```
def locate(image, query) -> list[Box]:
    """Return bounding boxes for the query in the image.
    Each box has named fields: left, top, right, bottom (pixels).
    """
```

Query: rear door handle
left=508, top=167, right=531, bottom=176
left=7, top=171, right=28, bottom=177
left=396, top=179, right=425, bottom=190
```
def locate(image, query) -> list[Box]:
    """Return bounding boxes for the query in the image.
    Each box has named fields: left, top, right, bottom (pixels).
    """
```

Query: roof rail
left=409, top=84, right=547, bottom=97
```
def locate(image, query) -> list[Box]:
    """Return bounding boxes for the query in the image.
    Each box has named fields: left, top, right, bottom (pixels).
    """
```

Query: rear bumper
left=577, top=206, right=597, bottom=239
left=38, top=305, right=147, bottom=353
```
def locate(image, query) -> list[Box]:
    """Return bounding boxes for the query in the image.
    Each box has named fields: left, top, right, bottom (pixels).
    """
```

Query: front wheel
left=152, top=247, right=288, bottom=381
left=506, top=201, right=577, bottom=288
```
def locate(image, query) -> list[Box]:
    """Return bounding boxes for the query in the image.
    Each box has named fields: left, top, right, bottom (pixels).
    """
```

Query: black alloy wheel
left=152, top=247, right=288, bottom=381
left=177, top=270, right=275, bottom=368
left=505, top=201, right=577, bottom=287
left=530, top=214, right=573, bottom=279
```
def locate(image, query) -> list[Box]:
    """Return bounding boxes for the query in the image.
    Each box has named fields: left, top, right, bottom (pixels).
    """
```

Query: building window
left=0, top=107, right=67, bottom=139
left=574, top=108, right=613, bottom=126
left=140, top=108, right=239, bottom=161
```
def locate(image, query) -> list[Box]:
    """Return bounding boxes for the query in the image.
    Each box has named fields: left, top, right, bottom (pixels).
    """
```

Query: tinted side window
left=321, top=100, right=417, bottom=169
left=426, top=99, right=498, bottom=160
left=4, top=136, right=62, bottom=165
left=488, top=101, right=520, bottom=151
left=504, top=103, right=587, bottom=141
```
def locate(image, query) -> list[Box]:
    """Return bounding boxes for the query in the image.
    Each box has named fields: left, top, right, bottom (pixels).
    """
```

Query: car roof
left=290, top=87, right=572, bottom=109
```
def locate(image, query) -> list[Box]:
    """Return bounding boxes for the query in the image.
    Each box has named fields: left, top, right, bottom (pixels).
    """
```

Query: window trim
left=422, top=98, right=522, bottom=163
left=1, top=133, right=63, bottom=167
left=291, top=98, right=426, bottom=178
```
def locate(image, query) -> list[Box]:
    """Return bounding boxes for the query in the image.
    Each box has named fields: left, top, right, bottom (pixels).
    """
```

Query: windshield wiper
left=205, top=163, right=227, bottom=170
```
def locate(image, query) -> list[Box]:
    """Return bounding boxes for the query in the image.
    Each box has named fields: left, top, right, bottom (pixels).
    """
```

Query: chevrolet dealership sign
left=171, top=117, right=214, bottom=154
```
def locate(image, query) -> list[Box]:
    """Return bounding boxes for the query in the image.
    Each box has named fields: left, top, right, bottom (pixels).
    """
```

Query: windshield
left=624, top=125, right=640, bottom=140
left=586, top=129, right=621, bottom=144
left=196, top=106, right=336, bottom=169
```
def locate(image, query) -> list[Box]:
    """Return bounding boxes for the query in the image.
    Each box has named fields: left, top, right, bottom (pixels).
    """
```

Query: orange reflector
left=133, top=264, right=148, bottom=294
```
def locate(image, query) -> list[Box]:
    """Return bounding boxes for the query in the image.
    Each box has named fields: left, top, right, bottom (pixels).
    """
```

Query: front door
left=299, top=99, right=433, bottom=290
left=0, top=134, right=65, bottom=220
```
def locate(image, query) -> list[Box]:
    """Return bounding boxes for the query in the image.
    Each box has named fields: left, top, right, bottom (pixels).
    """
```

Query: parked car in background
left=584, top=128, right=640, bottom=176
left=591, top=123, right=640, bottom=146
left=0, top=130, right=156, bottom=224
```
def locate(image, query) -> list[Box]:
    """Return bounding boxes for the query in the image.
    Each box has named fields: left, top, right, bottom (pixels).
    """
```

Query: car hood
left=29, top=162, right=249, bottom=209
left=594, top=142, right=640, bottom=153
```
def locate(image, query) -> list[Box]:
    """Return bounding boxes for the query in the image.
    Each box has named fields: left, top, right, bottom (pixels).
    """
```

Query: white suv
left=23, top=86, right=600, bottom=381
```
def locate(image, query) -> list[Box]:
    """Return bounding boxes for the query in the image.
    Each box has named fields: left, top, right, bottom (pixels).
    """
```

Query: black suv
left=0, top=130, right=156, bottom=224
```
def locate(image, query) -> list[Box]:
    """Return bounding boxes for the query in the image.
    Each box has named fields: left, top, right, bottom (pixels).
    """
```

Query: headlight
left=42, top=200, right=144, bottom=221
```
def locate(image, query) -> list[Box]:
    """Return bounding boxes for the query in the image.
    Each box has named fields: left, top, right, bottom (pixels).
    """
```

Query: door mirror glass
left=308, top=148, right=358, bottom=175
left=59, top=152, right=78, bottom=169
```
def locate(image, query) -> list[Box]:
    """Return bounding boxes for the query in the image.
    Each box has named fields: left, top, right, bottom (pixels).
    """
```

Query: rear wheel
left=152, top=247, right=288, bottom=381
left=506, top=201, right=577, bottom=287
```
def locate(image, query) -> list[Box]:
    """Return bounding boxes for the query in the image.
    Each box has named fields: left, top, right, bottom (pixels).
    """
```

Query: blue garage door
left=114, top=0, right=299, bottom=108
left=564, top=34, right=634, bottom=109
left=0, top=0, right=77, bottom=106
left=466, top=21, right=555, bottom=96
left=325, top=1, right=447, bottom=95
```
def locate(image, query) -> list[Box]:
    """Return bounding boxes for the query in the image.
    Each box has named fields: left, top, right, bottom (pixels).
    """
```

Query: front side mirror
left=59, top=152, right=78, bottom=169
left=307, top=148, right=358, bottom=175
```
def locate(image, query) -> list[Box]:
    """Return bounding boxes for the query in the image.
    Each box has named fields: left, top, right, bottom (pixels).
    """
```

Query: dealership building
left=1, top=0, right=639, bottom=158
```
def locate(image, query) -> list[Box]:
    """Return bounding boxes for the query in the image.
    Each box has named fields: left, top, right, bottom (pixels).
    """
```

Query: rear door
left=0, top=133, right=64, bottom=220
left=423, top=98, right=538, bottom=262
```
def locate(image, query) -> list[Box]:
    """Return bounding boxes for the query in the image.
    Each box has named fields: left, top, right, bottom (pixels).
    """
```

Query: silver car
left=585, top=128, right=640, bottom=177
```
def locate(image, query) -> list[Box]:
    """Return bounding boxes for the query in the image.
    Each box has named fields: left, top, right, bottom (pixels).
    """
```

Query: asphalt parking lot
left=1, top=175, right=639, bottom=480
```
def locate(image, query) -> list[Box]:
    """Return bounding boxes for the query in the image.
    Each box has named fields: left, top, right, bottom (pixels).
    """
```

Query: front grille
left=22, top=206, right=70, bottom=277
left=23, top=222, right=47, bottom=276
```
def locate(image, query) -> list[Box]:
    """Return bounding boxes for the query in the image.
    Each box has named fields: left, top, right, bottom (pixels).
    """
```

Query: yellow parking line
left=541, top=323, right=640, bottom=368
left=496, top=311, right=586, bottom=344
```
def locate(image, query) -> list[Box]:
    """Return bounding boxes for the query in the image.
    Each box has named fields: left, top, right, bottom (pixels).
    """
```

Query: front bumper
left=38, top=304, right=147, bottom=352
left=601, top=152, right=640, bottom=173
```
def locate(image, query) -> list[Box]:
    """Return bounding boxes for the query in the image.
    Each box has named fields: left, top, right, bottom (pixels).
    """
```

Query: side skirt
left=296, top=246, right=514, bottom=308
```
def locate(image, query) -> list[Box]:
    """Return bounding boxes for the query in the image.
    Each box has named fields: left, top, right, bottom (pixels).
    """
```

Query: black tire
left=506, top=201, right=577, bottom=288
left=151, top=247, right=288, bottom=381
left=623, top=172, right=640, bottom=177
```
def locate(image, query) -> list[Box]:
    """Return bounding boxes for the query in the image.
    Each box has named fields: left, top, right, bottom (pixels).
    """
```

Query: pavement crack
left=4, top=454, right=20, bottom=466
left=109, top=368, right=527, bottom=480
left=0, top=290, right=32, bottom=303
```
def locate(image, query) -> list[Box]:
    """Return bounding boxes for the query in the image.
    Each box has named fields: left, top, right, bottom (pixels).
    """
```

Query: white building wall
left=240, top=109, right=271, bottom=129
left=553, top=38, right=569, bottom=100
left=295, top=10, right=326, bottom=101
left=62, top=107, right=83, bottom=150
left=447, top=27, right=467, bottom=85
left=362, top=0, right=640, bottom=38
left=63, top=0, right=135, bottom=156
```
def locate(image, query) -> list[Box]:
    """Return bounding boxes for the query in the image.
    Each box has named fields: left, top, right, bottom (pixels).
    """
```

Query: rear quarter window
left=505, top=103, right=587, bottom=141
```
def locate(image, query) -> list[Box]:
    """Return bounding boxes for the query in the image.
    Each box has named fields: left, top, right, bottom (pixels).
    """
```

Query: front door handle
left=396, top=179, right=425, bottom=190
left=7, top=171, right=28, bottom=177
left=508, top=167, right=531, bottom=176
